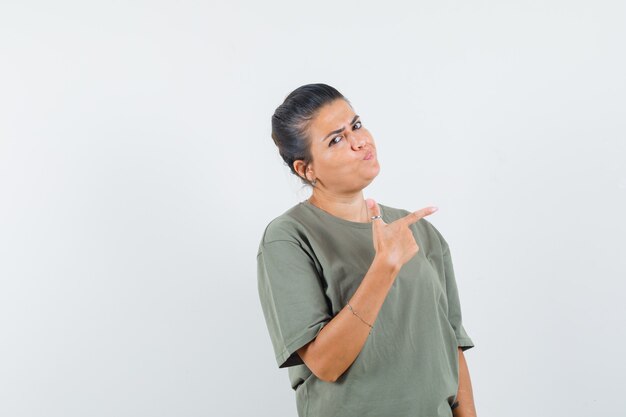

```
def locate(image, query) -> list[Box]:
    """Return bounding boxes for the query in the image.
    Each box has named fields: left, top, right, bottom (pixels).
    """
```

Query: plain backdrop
left=1, top=1, right=625, bottom=416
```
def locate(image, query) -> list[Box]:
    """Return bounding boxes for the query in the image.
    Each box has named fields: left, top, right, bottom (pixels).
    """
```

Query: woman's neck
left=307, top=193, right=369, bottom=223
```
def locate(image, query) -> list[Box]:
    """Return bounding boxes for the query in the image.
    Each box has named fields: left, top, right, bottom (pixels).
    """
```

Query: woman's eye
left=329, top=136, right=342, bottom=146
left=329, top=121, right=361, bottom=147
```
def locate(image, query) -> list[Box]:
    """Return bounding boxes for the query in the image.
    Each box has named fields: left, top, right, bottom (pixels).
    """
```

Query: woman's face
left=301, top=98, right=380, bottom=193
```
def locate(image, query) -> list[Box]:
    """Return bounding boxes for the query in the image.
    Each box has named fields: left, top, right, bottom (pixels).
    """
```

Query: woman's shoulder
left=258, top=203, right=309, bottom=246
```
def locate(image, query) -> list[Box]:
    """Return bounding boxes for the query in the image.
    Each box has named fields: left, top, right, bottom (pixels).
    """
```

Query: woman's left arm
left=453, top=347, right=477, bottom=417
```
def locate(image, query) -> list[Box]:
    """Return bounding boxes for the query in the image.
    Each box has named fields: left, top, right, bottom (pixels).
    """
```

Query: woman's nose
left=350, top=135, right=365, bottom=149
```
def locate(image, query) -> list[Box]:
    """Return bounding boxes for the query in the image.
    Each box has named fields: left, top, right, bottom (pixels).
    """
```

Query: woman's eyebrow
left=321, top=115, right=360, bottom=142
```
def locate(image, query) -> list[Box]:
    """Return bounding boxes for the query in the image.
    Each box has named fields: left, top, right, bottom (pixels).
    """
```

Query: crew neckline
left=300, top=199, right=384, bottom=229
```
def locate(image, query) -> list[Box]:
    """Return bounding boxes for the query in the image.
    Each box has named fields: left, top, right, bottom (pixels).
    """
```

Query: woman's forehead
left=310, top=100, right=355, bottom=138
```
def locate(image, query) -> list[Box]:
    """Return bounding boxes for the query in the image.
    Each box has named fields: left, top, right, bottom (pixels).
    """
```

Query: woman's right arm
left=297, top=199, right=438, bottom=382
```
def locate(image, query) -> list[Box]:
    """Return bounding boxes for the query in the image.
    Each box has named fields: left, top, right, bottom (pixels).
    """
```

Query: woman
left=257, top=83, right=477, bottom=417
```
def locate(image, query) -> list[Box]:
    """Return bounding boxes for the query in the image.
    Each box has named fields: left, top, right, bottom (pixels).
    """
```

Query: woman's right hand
left=365, top=198, right=438, bottom=271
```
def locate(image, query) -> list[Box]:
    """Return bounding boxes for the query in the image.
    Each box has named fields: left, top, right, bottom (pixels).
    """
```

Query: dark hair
left=271, top=83, right=350, bottom=187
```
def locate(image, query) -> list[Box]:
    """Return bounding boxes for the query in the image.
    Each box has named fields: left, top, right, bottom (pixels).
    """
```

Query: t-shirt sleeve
left=428, top=224, right=475, bottom=352
left=257, top=239, right=333, bottom=368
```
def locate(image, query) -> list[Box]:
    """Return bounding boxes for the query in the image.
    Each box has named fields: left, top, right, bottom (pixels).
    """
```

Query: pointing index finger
left=401, top=206, right=438, bottom=226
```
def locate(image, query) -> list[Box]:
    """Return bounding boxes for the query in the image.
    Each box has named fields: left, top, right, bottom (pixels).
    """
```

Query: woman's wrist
left=372, top=253, right=401, bottom=278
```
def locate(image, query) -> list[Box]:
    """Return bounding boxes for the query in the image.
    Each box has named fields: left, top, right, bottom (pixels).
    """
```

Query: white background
left=1, top=1, right=625, bottom=416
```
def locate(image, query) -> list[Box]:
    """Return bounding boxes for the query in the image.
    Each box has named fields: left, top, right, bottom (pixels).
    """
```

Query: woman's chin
left=362, top=167, right=380, bottom=185
left=368, top=163, right=381, bottom=177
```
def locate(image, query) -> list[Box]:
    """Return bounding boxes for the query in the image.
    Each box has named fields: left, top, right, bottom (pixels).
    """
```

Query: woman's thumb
left=365, top=198, right=379, bottom=219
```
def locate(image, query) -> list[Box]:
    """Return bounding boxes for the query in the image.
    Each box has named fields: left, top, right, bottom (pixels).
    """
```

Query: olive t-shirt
left=256, top=200, right=475, bottom=417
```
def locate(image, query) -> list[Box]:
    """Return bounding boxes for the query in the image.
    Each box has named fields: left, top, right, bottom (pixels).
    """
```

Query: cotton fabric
left=257, top=200, right=475, bottom=417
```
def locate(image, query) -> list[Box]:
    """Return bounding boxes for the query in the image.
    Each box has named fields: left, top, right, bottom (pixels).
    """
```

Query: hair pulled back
left=271, top=83, right=349, bottom=187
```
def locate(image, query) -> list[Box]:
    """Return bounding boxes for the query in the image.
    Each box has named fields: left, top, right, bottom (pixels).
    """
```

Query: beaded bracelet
left=347, top=303, right=373, bottom=333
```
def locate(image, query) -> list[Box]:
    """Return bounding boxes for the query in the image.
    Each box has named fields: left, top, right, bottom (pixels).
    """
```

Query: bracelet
left=347, top=303, right=373, bottom=333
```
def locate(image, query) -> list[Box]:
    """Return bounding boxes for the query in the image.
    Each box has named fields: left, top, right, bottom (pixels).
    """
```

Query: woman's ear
left=293, top=160, right=304, bottom=180
left=293, top=160, right=314, bottom=182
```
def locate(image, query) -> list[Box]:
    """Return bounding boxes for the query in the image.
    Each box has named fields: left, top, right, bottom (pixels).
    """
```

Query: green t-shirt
left=257, top=200, right=475, bottom=417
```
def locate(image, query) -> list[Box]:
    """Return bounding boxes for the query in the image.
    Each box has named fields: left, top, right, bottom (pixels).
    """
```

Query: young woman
left=257, top=83, right=477, bottom=417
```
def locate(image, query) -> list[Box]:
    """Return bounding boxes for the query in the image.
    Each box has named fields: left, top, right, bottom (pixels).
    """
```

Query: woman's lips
left=363, top=151, right=373, bottom=160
